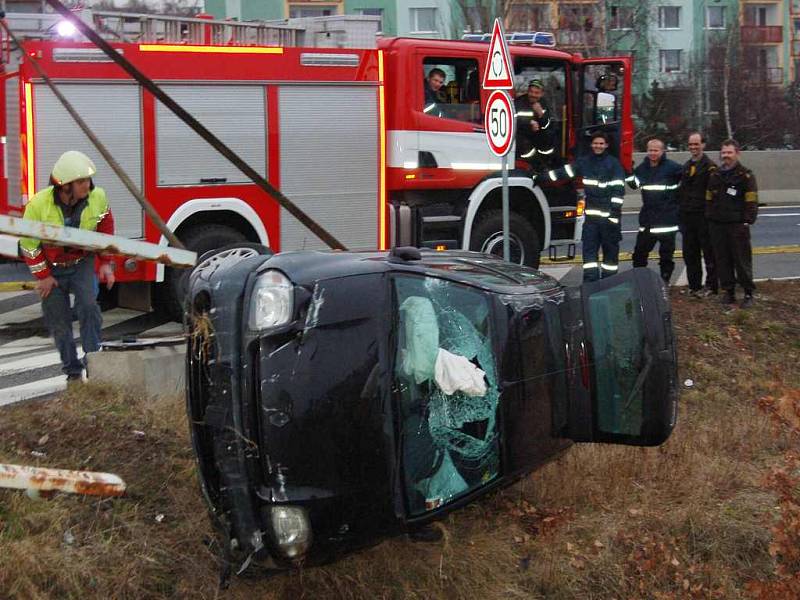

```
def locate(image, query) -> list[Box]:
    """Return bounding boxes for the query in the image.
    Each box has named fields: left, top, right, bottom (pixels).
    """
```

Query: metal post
left=501, top=154, right=509, bottom=261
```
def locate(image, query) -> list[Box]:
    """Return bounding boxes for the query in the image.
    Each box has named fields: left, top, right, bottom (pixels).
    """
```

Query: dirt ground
left=1, top=280, right=799, bottom=599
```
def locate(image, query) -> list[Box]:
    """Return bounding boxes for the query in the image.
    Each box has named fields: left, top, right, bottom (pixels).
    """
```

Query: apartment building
left=203, top=0, right=453, bottom=37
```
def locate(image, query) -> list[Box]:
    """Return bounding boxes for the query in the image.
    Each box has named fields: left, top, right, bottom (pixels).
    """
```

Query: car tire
left=470, top=209, right=541, bottom=268
left=158, top=224, right=251, bottom=321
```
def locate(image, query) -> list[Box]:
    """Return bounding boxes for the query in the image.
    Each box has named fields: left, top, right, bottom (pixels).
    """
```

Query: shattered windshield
left=393, top=275, right=500, bottom=516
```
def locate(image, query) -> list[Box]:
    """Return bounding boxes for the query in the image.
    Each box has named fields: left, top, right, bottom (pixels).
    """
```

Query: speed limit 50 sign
left=484, top=90, right=515, bottom=157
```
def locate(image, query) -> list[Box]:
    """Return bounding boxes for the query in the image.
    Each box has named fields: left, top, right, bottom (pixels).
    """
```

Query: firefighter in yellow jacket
left=19, top=151, right=115, bottom=383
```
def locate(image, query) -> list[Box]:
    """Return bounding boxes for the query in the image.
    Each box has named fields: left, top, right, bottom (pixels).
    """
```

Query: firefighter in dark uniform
left=544, top=132, right=624, bottom=281
left=423, top=67, right=447, bottom=114
left=628, top=138, right=683, bottom=285
left=706, top=139, right=759, bottom=308
left=515, top=79, right=557, bottom=173
left=678, top=132, right=718, bottom=297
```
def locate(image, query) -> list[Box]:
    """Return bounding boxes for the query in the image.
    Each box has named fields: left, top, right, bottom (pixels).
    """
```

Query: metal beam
left=0, top=463, right=126, bottom=497
left=0, top=216, right=197, bottom=268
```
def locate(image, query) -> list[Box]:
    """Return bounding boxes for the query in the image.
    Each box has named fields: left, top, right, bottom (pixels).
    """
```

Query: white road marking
left=0, top=341, right=50, bottom=358
left=759, top=213, right=800, bottom=217
left=0, top=350, right=62, bottom=377
left=0, top=376, right=66, bottom=407
left=674, top=266, right=688, bottom=287
left=0, top=301, right=45, bottom=326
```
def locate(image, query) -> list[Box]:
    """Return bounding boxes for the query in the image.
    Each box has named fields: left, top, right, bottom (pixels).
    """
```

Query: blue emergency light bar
left=461, top=31, right=556, bottom=48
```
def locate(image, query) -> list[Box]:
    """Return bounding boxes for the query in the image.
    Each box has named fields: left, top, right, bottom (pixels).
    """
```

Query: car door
left=563, top=268, right=678, bottom=446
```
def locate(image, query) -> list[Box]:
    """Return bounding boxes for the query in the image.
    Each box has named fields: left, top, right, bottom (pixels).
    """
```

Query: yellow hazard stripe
left=0, top=281, right=38, bottom=292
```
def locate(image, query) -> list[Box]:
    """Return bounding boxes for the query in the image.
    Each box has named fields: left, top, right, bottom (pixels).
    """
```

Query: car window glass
left=422, top=57, right=481, bottom=123
left=587, top=279, right=646, bottom=435
left=393, top=274, right=500, bottom=516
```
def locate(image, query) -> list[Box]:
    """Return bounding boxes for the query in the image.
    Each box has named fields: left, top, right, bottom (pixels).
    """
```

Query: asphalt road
left=620, top=205, right=799, bottom=252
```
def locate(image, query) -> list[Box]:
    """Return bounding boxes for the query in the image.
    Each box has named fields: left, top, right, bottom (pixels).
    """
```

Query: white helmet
left=51, top=150, right=97, bottom=185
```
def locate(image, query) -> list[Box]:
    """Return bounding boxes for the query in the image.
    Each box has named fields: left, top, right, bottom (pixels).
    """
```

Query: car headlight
left=249, top=270, right=293, bottom=330
left=270, top=506, right=312, bottom=558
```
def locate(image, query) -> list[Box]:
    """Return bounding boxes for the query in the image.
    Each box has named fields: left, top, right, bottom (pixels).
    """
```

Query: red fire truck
left=0, top=13, right=633, bottom=314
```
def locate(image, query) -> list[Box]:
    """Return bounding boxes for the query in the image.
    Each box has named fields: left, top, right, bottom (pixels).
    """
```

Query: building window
left=744, top=5, right=773, bottom=27
left=356, top=8, right=383, bottom=33
left=660, top=49, right=682, bottom=72
left=705, top=6, right=725, bottom=29
left=289, top=4, right=336, bottom=18
left=609, top=6, right=634, bottom=30
left=508, top=4, right=550, bottom=32
left=410, top=7, right=438, bottom=33
left=657, top=6, right=681, bottom=29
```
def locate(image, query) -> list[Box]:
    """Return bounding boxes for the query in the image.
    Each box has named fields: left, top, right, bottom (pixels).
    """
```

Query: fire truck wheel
left=160, top=224, right=251, bottom=321
left=470, top=210, right=541, bottom=268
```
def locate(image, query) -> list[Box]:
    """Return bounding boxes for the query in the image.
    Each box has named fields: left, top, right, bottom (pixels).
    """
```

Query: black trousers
left=680, top=212, right=718, bottom=292
left=709, top=221, right=755, bottom=295
left=632, top=228, right=677, bottom=281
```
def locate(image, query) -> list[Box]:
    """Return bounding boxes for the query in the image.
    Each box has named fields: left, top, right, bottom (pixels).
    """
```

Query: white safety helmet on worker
left=51, top=150, right=97, bottom=186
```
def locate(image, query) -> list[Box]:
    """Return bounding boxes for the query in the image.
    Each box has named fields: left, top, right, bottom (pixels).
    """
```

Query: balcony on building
left=556, top=2, right=602, bottom=51
left=742, top=3, right=783, bottom=43
left=741, top=25, right=783, bottom=43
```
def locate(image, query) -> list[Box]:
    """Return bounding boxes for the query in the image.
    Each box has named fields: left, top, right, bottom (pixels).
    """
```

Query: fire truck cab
left=382, top=36, right=633, bottom=268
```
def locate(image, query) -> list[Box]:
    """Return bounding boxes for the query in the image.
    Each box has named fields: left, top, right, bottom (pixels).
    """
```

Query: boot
left=719, top=290, right=736, bottom=305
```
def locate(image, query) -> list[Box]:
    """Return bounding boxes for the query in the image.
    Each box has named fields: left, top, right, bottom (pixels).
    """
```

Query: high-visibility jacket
left=705, top=163, right=759, bottom=224
left=627, top=155, right=682, bottom=230
left=546, top=151, right=625, bottom=223
left=19, top=186, right=115, bottom=280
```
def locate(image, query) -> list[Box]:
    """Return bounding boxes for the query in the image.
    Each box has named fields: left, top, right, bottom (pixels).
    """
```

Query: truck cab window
left=393, top=274, right=500, bottom=516
left=580, top=62, right=626, bottom=157
left=512, top=60, right=567, bottom=168
left=421, top=58, right=481, bottom=123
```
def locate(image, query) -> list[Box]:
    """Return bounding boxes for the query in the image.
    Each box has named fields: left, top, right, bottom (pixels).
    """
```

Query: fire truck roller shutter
left=33, top=83, right=143, bottom=238
left=156, top=85, right=267, bottom=186
left=278, top=86, right=379, bottom=251
left=6, top=76, right=22, bottom=209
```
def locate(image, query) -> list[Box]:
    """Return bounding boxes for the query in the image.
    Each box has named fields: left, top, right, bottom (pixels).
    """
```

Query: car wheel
left=159, top=224, right=254, bottom=321
left=470, top=209, right=541, bottom=268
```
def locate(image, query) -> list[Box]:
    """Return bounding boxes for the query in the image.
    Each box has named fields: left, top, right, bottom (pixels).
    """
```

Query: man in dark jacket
left=629, top=138, right=683, bottom=285
left=706, top=139, right=759, bottom=308
left=545, top=132, right=624, bottom=281
left=678, top=132, right=718, bottom=297
left=515, top=79, right=557, bottom=172
left=423, top=68, right=446, bottom=113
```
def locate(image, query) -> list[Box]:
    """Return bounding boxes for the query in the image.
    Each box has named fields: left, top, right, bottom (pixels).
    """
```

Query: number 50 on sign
left=484, top=90, right=515, bottom=157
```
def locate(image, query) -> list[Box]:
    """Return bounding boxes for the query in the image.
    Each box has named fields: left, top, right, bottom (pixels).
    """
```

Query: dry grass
left=1, top=280, right=799, bottom=599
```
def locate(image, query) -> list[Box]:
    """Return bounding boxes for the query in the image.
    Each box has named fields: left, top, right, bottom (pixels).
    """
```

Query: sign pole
left=482, top=18, right=515, bottom=263
left=502, top=155, right=509, bottom=261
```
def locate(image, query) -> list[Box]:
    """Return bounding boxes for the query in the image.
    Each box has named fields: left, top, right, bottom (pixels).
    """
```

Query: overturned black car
left=185, top=246, right=678, bottom=572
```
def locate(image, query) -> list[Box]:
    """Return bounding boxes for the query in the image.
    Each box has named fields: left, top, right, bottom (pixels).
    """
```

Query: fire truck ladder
left=0, top=9, right=303, bottom=46
left=91, top=11, right=303, bottom=47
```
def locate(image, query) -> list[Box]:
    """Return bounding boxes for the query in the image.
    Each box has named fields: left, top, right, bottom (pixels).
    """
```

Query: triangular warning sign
left=482, top=18, right=514, bottom=90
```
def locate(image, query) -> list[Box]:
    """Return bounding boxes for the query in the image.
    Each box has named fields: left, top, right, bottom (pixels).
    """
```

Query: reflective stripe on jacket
left=547, top=151, right=625, bottom=220
left=19, top=186, right=114, bottom=280
left=629, top=155, right=682, bottom=228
